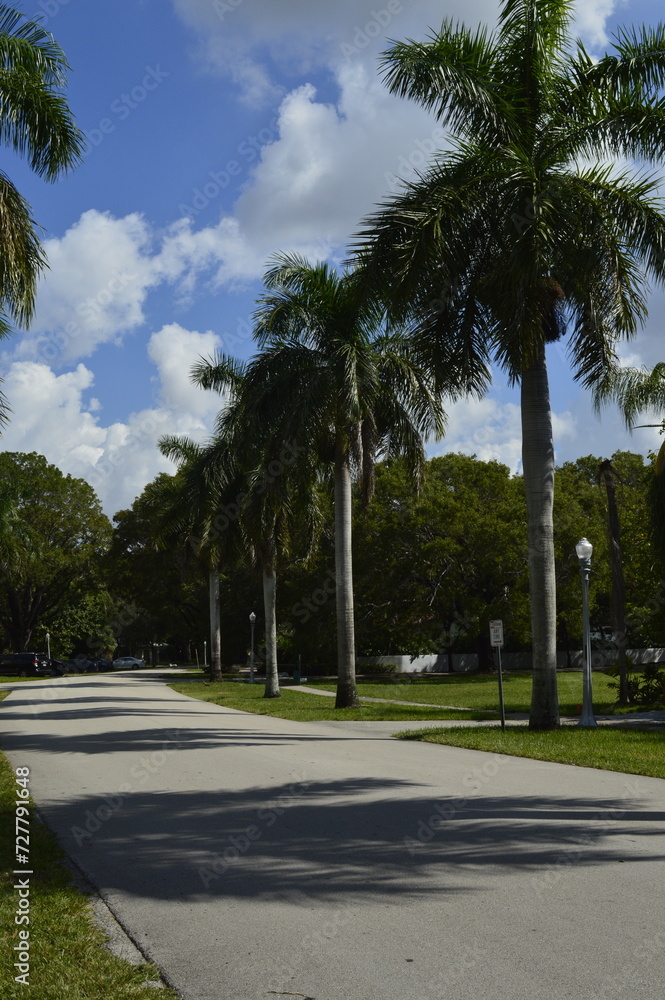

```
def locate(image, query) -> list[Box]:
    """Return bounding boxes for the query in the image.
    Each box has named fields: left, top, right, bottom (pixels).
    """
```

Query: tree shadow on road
left=27, top=776, right=665, bottom=905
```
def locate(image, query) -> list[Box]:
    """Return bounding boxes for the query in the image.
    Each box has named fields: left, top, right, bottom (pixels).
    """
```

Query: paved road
left=1, top=672, right=665, bottom=1000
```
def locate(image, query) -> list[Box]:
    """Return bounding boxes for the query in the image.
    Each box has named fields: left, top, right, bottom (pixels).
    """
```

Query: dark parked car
left=0, top=652, right=64, bottom=677
left=66, top=658, right=97, bottom=674
left=47, top=658, right=68, bottom=676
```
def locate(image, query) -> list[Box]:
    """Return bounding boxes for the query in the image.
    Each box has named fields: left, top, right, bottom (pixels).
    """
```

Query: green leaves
left=0, top=5, right=82, bottom=343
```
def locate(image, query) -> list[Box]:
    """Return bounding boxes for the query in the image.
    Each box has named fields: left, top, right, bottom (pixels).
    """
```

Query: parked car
left=112, top=656, right=144, bottom=670
left=66, top=658, right=95, bottom=674
left=93, top=659, right=113, bottom=672
left=0, top=652, right=63, bottom=677
left=47, top=658, right=68, bottom=676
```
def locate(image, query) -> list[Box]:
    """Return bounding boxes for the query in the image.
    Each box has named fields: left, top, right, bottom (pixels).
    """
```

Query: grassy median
left=0, top=721, right=179, bottom=999
left=306, top=671, right=620, bottom=715
left=397, top=725, right=665, bottom=779
left=168, top=679, right=488, bottom=721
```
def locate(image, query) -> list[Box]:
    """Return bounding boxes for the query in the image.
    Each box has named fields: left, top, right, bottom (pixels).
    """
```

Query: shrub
left=608, top=660, right=665, bottom=706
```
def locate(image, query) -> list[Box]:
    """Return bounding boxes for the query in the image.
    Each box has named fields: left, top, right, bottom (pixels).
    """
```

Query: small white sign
left=489, top=620, right=504, bottom=647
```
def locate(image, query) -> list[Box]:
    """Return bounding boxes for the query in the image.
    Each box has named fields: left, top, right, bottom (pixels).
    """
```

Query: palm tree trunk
left=209, top=567, right=222, bottom=681
left=599, top=462, right=629, bottom=705
left=334, top=442, right=360, bottom=708
left=522, top=345, right=560, bottom=729
left=262, top=561, right=281, bottom=698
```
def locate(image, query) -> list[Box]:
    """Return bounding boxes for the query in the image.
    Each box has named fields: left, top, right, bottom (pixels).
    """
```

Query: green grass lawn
left=308, top=671, right=620, bottom=715
left=0, top=675, right=55, bottom=684
left=0, top=747, right=179, bottom=999
left=397, top=724, right=665, bottom=779
left=168, top=680, right=487, bottom=721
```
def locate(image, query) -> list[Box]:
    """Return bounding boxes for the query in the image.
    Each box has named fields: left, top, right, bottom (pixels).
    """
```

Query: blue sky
left=1, top=0, right=663, bottom=515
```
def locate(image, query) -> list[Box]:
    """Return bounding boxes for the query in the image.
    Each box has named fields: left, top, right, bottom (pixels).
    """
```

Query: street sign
left=489, top=619, right=504, bottom=647
left=489, top=620, right=506, bottom=730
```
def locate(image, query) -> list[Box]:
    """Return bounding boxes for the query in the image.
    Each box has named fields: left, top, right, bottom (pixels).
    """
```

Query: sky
left=1, top=0, right=663, bottom=517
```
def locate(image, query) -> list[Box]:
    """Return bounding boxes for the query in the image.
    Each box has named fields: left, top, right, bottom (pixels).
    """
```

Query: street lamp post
left=249, top=612, right=256, bottom=684
left=575, top=537, right=597, bottom=728
left=46, top=632, right=51, bottom=659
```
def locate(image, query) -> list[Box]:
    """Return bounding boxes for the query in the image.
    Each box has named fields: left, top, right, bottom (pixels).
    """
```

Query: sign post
left=489, top=620, right=506, bottom=730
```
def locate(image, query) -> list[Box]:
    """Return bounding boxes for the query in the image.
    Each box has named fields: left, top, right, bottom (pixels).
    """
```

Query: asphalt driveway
left=1, top=672, right=664, bottom=1000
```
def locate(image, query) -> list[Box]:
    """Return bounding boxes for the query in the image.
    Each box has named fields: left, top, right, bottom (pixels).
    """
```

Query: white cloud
left=432, top=397, right=525, bottom=473
left=171, top=0, right=619, bottom=105
left=430, top=389, right=660, bottom=480
left=11, top=210, right=259, bottom=366
left=147, top=323, right=222, bottom=419
left=22, top=211, right=157, bottom=363
left=0, top=325, right=224, bottom=516
left=232, top=70, right=436, bottom=258
left=572, top=0, right=618, bottom=49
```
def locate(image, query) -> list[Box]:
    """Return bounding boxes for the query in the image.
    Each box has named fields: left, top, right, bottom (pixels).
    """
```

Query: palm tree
left=148, top=437, right=243, bottom=682
left=0, top=4, right=82, bottom=412
left=228, top=253, right=446, bottom=708
left=356, top=0, right=665, bottom=728
left=596, top=362, right=665, bottom=573
left=191, top=355, right=323, bottom=699
left=597, top=460, right=629, bottom=705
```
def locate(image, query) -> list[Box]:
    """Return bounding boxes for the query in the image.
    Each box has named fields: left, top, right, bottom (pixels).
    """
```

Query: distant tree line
left=3, top=448, right=659, bottom=676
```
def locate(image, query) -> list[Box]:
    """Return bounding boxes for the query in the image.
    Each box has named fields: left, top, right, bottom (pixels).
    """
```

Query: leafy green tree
left=32, top=592, right=115, bottom=661
left=108, top=477, right=210, bottom=664
left=357, top=0, right=665, bottom=727
left=352, top=455, right=530, bottom=664
left=553, top=452, right=658, bottom=660
left=0, top=5, right=82, bottom=417
left=0, top=453, right=111, bottom=651
left=239, top=253, right=446, bottom=707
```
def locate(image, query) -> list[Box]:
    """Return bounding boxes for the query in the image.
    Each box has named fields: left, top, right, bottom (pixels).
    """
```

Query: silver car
left=112, top=656, right=144, bottom=670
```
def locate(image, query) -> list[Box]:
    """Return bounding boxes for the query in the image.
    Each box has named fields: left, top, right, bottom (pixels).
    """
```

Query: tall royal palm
left=0, top=6, right=82, bottom=355
left=243, top=253, right=446, bottom=707
left=191, top=355, right=322, bottom=699
left=357, top=0, right=665, bottom=728
left=152, top=436, right=243, bottom=682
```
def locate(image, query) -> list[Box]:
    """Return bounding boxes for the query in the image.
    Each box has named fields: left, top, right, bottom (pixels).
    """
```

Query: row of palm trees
left=3, top=5, right=665, bottom=728
left=148, top=1, right=665, bottom=726
left=144, top=257, right=446, bottom=706
left=150, top=1, right=665, bottom=728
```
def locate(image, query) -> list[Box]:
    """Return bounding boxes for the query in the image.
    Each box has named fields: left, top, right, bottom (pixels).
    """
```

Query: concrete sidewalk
left=1, top=672, right=665, bottom=1000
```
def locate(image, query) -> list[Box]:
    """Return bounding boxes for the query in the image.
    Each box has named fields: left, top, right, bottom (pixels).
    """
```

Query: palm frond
left=594, top=363, right=665, bottom=428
